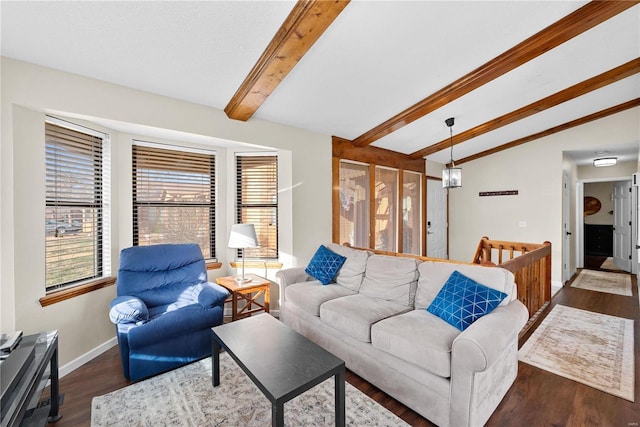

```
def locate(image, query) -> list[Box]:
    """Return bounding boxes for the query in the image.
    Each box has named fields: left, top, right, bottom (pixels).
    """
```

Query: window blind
left=132, top=143, right=216, bottom=259
left=45, top=122, right=103, bottom=289
left=236, top=154, right=278, bottom=259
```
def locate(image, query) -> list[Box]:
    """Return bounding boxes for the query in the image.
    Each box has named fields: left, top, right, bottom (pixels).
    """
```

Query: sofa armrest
left=275, top=267, right=311, bottom=291
left=193, top=282, right=229, bottom=308
left=449, top=299, right=528, bottom=427
left=109, top=296, right=149, bottom=325
left=451, top=299, right=528, bottom=371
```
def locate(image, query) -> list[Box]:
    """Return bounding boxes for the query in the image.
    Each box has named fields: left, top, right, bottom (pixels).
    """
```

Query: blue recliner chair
left=109, top=243, right=229, bottom=381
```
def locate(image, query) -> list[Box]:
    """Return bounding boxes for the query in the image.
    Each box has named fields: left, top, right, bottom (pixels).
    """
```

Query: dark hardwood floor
left=45, top=270, right=639, bottom=427
left=584, top=254, right=608, bottom=270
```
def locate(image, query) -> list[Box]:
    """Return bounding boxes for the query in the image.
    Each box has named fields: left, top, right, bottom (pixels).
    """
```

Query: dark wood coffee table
left=211, top=314, right=345, bottom=427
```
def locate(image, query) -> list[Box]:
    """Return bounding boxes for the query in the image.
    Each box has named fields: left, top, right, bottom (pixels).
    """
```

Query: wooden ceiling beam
left=332, top=136, right=425, bottom=173
left=351, top=1, right=638, bottom=147
left=454, top=98, right=640, bottom=165
left=225, top=0, right=350, bottom=121
left=410, top=57, right=640, bottom=159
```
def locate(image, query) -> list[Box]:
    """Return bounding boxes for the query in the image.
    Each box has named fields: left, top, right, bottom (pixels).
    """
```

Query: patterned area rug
left=570, top=269, right=632, bottom=296
left=91, top=352, right=409, bottom=426
left=519, top=304, right=634, bottom=401
left=600, top=257, right=624, bottom=272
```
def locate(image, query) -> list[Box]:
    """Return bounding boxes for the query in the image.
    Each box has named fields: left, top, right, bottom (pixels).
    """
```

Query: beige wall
left=577, top=160, right=637, bottom=180
left=1, top=57, right=332, bottom=366
left=448, top=107, right=640, bottom=284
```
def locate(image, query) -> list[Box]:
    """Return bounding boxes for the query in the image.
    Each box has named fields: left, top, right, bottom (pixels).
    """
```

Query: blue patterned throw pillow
left=305, top=245, right=347, bottom=285
left=427, top=270, right=507, bottom=331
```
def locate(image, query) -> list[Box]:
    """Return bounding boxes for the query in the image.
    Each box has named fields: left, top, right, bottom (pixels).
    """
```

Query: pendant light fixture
left=442, top=117, right=462, bottom=189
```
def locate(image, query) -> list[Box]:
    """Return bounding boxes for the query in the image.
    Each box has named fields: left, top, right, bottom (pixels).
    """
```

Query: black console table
left=1, top=331, right=61, bottom=427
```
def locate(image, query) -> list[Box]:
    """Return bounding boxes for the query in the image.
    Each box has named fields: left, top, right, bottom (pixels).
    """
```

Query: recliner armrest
left=109, top=296, right=149, bottom=325
left=193, top=282, right=229, bottom=308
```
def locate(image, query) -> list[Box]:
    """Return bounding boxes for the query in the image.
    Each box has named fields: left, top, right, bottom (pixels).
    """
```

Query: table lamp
left=228, top=223, right=259, bottom=283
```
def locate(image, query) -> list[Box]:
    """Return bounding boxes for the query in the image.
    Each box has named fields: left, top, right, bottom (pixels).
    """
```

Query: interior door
left=426, top=179, right=448, bottom=259
left=562, top=173, right=572, bottom=283
left=613, top=180, right=632, bottom=271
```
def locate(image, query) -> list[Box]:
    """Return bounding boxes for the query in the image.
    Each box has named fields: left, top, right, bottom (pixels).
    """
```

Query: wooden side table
left=216, top=274, right=271, bottom=321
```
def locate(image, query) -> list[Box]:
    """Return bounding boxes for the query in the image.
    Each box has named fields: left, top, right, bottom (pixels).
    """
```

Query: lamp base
left=234, top=276, right=252, bottom=284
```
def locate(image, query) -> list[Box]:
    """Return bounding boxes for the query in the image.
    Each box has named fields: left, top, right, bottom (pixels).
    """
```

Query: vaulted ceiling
left=2, top=1, right=639, bottom=166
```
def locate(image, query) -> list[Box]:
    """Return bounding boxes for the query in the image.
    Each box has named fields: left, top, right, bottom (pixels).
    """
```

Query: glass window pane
left=45, top=122, right=103, bottom=289
left=339, top=161, right=369, bottom=247
left=135, top=206, right=213, bottom=258
left=133, top=144, right=216, bottom=259
left=402, top=171, right=422, bottom=255
left=375, top=166, right=398, bottom=251
left=236, top=155, right=278, bottom=259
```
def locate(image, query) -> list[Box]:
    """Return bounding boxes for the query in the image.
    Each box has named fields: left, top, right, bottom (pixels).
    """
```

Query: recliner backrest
left=117, top=243, right=207, bottom=307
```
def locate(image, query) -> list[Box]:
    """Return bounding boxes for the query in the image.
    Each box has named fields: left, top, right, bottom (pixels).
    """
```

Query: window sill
left=230, top=261, right=283, bottom=269
left=39, top=276, right=116, bottom=307
left=206, top=261, right=222, bottom=270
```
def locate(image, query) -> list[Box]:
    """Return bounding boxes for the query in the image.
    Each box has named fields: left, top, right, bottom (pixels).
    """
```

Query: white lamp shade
left=228, top=224, right=259, bottom=249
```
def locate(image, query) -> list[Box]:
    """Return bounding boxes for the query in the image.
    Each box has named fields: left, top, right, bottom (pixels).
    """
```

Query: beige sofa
left=276, top=243, right=529, bottom=427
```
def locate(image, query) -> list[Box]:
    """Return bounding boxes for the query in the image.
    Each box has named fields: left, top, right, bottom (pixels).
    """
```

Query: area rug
left=91, top=352, right=409, bottom=426
left=600, top=257, right=625, bottom=271
left=519, top=304, right=634, bottom=401
left=570, top=269, right=632, bottom=296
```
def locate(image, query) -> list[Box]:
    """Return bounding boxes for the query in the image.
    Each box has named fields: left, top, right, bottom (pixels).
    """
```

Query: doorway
left=579, top=179, right=635, bottom=273
left=426, top=178, right=448, bottom=259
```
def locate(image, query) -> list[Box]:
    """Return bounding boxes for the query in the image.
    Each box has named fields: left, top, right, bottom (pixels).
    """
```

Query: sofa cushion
left=359, top=255, right=419, bottom=307
left=305, top=245, right=347, bottom=285
left=320, top=294, right=410, bottom=342
left=285, top=281, right=356, bottom=317
left=426, top=270, right=508, bottom=331
left=327, top=243, right=371, bottom=291
left=371, top=309, right=460, bottom=378
left=415, top=261, right=515, bottom=310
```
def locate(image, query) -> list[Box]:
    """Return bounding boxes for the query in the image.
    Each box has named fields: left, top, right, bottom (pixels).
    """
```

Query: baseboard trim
left=59, top=336, right=118, bottom=378
left=551, top=280, right=563, bottom=297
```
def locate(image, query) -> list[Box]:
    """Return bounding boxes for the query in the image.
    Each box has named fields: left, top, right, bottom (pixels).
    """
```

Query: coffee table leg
left=272, top=401, right=284, bottom=427
left=212, top=335, right=220, bottom=387
left=335, top=366, right=345, bottom=427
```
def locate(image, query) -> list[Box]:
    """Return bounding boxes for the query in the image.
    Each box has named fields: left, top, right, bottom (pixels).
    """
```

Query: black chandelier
left=442, top=117, right=462, bottom=189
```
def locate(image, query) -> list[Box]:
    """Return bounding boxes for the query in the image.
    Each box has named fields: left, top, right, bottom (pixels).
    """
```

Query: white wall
left=1, top=57, right=332, bottom=366
left=448, top=107, right=640, bottom=284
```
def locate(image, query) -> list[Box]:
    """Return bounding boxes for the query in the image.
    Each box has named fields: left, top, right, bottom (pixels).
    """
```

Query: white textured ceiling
left=2, top=1, right=639, bottom=166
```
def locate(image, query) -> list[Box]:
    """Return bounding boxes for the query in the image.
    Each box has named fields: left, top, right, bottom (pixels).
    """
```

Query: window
left=402, top=170, right=422, bottom=255
left=45, top=120, right=109, bottom=290
left=236, top=154, right=278, bottom=259
left=132, top=143, right=216, bottom=258
left=337, top=158, right=424, bottom=254
left=375, top=166, right=398, bottom=251
left=339, top=160, right=369, bottom=247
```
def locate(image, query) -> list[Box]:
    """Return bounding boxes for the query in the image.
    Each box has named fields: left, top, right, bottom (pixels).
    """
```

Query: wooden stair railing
left=472, top=236, right=552, bottom=335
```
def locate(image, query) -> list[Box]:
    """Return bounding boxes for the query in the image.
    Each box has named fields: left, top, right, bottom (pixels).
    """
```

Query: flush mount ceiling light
left=442, top=117, right=461, bottom=189
left=593, top=157, right=617, bottom=167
